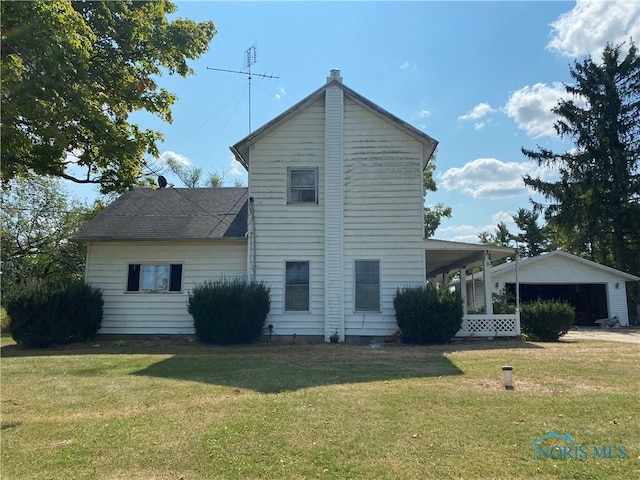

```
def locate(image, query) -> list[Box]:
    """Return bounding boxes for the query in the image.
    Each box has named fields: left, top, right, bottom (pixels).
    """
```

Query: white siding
left=248, top=100, right=326, bottom=336
left=476, top=254, right=633, bottom=325
left=324, top=84, right=345, bottom=339
left=85, top=240, right=247, bottom=334
left=248, top=93, right=428, bottom=339
left=342, top=98, right=426, bottom=336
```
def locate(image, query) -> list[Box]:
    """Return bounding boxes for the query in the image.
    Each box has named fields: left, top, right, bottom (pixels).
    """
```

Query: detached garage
left=465, top=250, right=639, bottom=326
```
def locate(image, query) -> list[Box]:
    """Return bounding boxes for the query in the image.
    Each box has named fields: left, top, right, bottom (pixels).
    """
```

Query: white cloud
left=503, top=83, right=568, bottom=138
left=458, top=103, right=496, bottom=121
left=492, top=211, right=516, bottom=227
left=228, top=156, right=245, bottom=177
left=156, top=151, right=192, bottom=168
left=436, top=213, right=519, bottom=243
left=548, top=0, right=640, bottom=59
left=417, top=109, right=430, bottom=119
left=400, top=61, right=410, bottom=70
left=437, top=222, right=515, bottom=243
left=275, top=86, right=287, bottom=100
left=436, top=224, right=486, bottom=243
left=439, top=157, right=552, bottom=198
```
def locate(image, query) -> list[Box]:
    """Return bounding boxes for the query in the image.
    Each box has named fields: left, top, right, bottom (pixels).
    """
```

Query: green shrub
left=6, top=279, right=103, bottom=348
left=0, top=307, right=10, bottom=334
left=188, top=278, right=271, bottom=345
left=394, top=283, right=463, bottom=344
left=492, top=289, right=516, bottom=314
left=520, top=299, right=575, bottom=341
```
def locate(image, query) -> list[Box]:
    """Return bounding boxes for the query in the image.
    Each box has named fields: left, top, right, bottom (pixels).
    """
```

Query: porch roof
left=424, top=238, right=516, bottom=279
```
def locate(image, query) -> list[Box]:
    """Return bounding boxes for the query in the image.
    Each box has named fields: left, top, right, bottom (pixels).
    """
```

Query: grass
left=1, top=335, right=639, bottom=479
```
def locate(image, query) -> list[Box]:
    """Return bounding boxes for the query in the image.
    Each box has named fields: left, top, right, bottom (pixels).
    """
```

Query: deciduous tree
left=0, top=175, right=104, bottom=297
left=1, top=1, right=216, bottom=193
left=423, top=155, right=452, bottom=238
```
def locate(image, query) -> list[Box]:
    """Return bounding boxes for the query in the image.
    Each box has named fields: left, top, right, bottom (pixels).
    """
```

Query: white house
left=74, top=70, right=518, bottom=340
left=461, top=250, right=639, bottom=326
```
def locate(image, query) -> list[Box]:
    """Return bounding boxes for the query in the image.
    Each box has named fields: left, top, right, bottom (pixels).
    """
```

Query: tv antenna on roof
left=208, top=44, right=279, bottom=133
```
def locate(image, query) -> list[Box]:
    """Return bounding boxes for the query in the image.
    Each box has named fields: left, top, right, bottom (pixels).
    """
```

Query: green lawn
left=1, top=335, right=638, bottom=479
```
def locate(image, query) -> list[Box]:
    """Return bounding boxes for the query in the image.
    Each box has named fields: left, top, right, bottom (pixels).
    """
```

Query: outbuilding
left=463, top=250, right=639, bottom=326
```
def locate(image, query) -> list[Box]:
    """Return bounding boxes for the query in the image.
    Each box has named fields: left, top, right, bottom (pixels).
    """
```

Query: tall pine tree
left=522, top=42, right=640, bottom=274
left=512, top=208, right=548, bottom=258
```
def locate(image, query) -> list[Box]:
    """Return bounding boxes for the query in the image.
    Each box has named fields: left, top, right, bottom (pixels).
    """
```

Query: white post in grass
left=502, top=365, right=513, bottom=390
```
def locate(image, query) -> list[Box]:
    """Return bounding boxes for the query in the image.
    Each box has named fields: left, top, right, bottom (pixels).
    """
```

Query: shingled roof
left=73, top=187, right=248, bottom=241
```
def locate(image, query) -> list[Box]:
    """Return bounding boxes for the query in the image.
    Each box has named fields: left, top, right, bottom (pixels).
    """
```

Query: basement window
left=127, top=264, right=183, bottom=292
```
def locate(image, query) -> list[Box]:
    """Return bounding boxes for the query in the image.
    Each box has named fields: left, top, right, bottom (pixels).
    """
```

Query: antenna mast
left=208, top=44, right=279, bottom=133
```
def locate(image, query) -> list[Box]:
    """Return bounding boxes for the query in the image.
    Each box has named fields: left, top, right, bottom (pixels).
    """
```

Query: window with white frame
left=355, top=260, right=380, bottom=311
left=285, top=261, right=310, bottom=311
left=127, top=264, right=182, bottom=292
left=288, top=167, right=318, bottom=204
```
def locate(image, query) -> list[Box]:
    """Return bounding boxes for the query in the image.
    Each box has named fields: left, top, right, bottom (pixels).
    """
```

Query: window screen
left=288, top=167, right=318, bottom=204
left=285, top=261, right=310, bottom=311
left=355, top=260, right=380, bottom=311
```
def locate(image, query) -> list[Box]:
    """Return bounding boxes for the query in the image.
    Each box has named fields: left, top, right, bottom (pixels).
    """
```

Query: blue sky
left=72, top=1, right=639, bottom=242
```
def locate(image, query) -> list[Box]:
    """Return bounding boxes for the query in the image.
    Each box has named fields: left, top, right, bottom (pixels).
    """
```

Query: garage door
left=506, top=283, right=608, bottom=326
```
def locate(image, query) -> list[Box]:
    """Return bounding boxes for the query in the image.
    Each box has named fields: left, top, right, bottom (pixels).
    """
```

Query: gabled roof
left=230, top=74, right=439, bottom=170
left=467, top=249, right=639, bottom=282
left=73, top=188, right=248, bottom=241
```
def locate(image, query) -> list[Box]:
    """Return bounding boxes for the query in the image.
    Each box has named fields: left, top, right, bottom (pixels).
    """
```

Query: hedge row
left=394, top=284, right=463, bottom=344
left=188, top=278, right=271, bottom=345
left=5, top=279, right=103, bottom=348
left=520, top=299, right=575, bottom=341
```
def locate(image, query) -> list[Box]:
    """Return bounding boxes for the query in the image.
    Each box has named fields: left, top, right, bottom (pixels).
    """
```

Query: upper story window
left=127, top=264, right=183, bottom=293
left=288, top=167, right=318, bottom=204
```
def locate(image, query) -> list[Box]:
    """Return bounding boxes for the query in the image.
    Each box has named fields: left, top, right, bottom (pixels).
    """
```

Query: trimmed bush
left=0, top=307, right=10, bottom=334
left=394, top=284, right=463, bottom=344
left=188, top=278, right=271, bottom=345
left=520, top=299, right=575, bottom=341
left=6, top=279, right=103, bottom=348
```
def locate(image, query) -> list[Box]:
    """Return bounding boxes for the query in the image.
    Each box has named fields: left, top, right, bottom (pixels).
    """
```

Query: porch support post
left=471, top=270, right=476, bottom=310
left=515, top=251, right=521, bottom=334
left=459, top=266, right=468, bottom=316
left=483, top=250, right=493, bottom=315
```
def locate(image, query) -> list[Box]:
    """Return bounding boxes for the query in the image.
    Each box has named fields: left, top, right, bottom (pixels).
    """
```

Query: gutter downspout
left=84, top=242, right=91, bottom=282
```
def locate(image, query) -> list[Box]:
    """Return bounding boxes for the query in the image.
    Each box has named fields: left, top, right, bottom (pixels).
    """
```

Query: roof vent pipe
left=327, top=68, right=342, bottom=83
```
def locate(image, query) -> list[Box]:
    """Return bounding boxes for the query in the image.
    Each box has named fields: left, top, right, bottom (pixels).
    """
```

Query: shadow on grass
left=1, top=336, right=545, bottom=393
left=131, top=344, right=466, bottom=393
left=130, top=340, right=542, bottom=394
left=0, top=335, right=202, bottom=357
left=1, top=420, right=22, bottom=432
left=0, top=335, right=543, bottom=358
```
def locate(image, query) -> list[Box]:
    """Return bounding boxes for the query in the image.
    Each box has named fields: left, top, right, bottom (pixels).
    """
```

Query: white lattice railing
left=456, top=313, right=520, bottom=338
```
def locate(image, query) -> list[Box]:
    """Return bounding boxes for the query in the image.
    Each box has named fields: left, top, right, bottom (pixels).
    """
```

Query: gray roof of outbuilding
left=73, top=187, right=248, bottom=241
